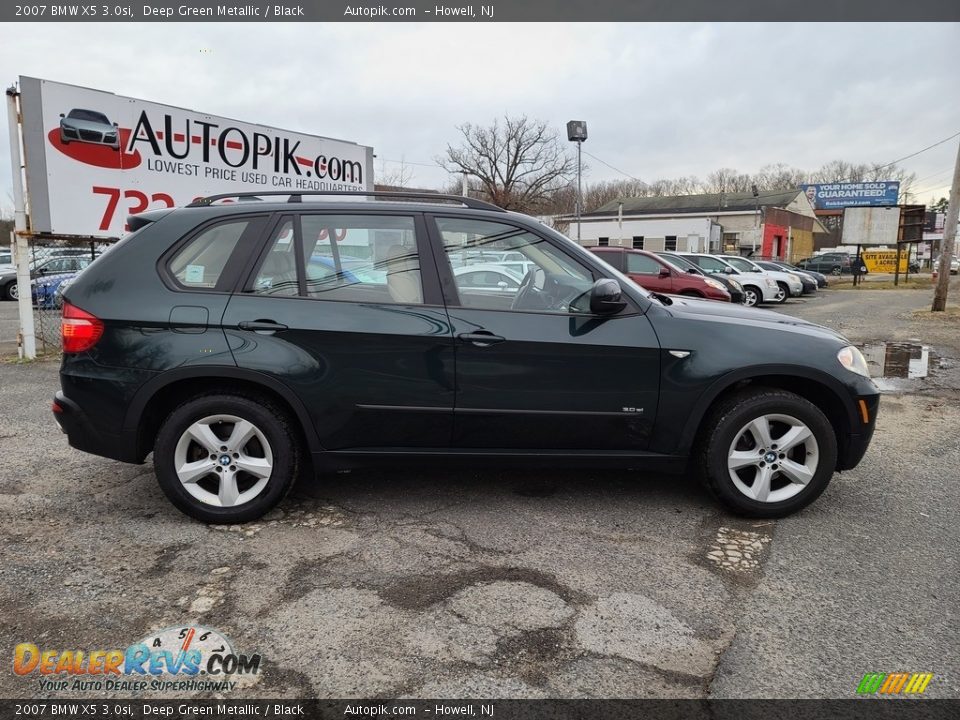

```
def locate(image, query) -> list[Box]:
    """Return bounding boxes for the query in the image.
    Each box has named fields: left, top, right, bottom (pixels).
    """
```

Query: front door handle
left=457, top=330, right=505, bottom=347
left=238, top=319, right=288, bottom=334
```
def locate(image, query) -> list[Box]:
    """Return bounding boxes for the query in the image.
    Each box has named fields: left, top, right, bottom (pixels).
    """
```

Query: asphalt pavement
left=0, top=286, right=957, bottom=699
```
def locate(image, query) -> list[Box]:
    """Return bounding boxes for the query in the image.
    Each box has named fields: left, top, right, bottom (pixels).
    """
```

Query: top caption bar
left=4, top=0, right=959, bottom=21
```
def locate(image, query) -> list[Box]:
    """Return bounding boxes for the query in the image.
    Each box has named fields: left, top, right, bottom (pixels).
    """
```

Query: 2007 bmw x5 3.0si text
left=53, top=192, right=879, bottom=523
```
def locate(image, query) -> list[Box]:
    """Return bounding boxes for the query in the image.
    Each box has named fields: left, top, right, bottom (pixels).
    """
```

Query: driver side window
left=435, top=217, right=594, bottom=314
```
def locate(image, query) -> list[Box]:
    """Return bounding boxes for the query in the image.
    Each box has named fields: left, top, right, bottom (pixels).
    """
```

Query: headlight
left=704, top=278, right=726, bottom=290
left=729, top=279, right=742, bottom=290
left=837, top=346, right=870, bottom=378
left=788, top=273, right=800, bottom=282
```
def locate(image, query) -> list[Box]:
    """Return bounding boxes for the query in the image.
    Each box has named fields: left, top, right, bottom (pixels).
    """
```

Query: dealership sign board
left=801, top=182, right=900, bottom=211
left=19, top=76, right=374, bottom=237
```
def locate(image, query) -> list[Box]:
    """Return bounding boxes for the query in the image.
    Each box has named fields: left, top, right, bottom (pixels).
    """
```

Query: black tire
left=694, top=388, right=838, bottom=517
left=775, top=282, right=790, bottom=304
left=742, top=286, right=761, bottom=307
left=3, top=280, right=17, bottom=301
left=831, top=266, right=842, bottom=276
left=153, top=394, right=301, bottom=523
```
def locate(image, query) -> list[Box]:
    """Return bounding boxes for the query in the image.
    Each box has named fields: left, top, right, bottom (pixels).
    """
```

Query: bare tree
left=753, top=163, right=807, bottom=191
left=440, top=116, right=576, bottom=212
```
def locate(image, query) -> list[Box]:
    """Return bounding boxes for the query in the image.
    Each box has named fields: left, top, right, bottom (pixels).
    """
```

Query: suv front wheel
left=696, top=389, right=838, bottom=517
left=154, top=394, right=300, bottom=523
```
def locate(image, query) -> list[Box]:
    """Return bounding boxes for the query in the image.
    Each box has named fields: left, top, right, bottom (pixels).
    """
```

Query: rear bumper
left=53, top=391, right=141, bottom=464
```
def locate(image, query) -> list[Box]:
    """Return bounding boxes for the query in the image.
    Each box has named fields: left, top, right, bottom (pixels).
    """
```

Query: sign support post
left=6, top=86, right=36, bottom=360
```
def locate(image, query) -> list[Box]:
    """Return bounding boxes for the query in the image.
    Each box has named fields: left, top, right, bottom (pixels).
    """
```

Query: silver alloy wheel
left=173, top=414, right=273, bottom=508
left=774, top=286, right=787, bottom=303
left=743, top=288, right=759, bottom=307
left=9, top=282, right=18, bottom=300
left=727, top=413, right=819, bottom=503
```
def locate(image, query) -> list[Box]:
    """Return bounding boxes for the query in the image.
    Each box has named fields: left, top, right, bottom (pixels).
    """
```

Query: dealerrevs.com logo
left=13, top=626, right=261, bottom=693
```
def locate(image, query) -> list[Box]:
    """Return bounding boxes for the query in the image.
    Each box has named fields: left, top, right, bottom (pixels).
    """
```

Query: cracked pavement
left=0, top=286, right=958, bottom=699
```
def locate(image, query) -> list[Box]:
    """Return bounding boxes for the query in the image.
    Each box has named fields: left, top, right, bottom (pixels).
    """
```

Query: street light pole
left=576, top=139, right=582, bottom=243
left=566, top=121, right=588, bottom=244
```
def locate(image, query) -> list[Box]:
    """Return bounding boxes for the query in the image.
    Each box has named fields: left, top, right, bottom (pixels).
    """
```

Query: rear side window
left=251, top=214, right=424, bottom=305
left=170, top=220, right=250, bottom=289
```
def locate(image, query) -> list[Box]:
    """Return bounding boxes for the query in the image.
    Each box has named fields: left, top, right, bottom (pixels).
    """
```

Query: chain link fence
left=23, top=238, right=105, bottom=355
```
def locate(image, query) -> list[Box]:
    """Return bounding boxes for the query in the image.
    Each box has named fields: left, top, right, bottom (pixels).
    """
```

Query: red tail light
left=62, top=302, right=104, bottom=353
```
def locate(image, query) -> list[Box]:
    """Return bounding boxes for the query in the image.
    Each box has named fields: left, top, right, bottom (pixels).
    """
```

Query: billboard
left=841, top=206, right=900, bottom=246
left=801, top=181, right=900, bottom=211
left=18, top=76, right=374, bottom=237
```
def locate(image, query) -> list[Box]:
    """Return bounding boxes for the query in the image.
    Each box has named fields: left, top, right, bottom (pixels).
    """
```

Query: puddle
left=857, top=342, right=931, bottom=380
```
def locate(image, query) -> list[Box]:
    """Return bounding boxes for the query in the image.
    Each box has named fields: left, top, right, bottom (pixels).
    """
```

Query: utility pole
left=461, top=170, right=468, bottom=197
left=932, top=138, right=960, bottom=312
left=6, top=85, right=35, bottom=359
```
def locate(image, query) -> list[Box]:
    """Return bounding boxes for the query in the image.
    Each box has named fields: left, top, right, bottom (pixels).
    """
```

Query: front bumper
left=837, top=392, right=880, bottom=471
left=53, top=391, right=141, bottom=464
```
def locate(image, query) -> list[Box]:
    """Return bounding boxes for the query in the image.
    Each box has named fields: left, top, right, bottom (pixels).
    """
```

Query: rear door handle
left=457, top=330, right=505, bottom=347
left=238, top=319, right=288, bottom=334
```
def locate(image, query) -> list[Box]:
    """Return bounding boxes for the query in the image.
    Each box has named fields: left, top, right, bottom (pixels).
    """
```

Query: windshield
left=659, top=253, right=702, bottom=274
left=691, top=254, right=738, bottom=275
left=724, top=256, right=761, bottom=273
left=68, top=109, right=110, bottom=124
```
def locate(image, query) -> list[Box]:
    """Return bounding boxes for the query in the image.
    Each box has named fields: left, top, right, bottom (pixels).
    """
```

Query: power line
left=380, top=158, right=442, bottom=169
left=872, top=131, right=960, bottom=173
left=578, top=130, right=960, bottom=201
left=580, top=150, right=646, bottom=184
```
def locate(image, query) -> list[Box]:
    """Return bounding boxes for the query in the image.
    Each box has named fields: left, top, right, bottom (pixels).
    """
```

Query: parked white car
left=719, top=255, right=804, bottom=303
left=677, top=253, right=779, bottom=307
left=452, top=263, right=524, bottom=295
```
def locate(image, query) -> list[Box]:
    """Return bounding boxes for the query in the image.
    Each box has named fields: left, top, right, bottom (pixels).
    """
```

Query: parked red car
left=590, top=247, right=732, bottom=301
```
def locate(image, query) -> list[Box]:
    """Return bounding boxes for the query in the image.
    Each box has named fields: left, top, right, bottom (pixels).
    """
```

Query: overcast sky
left=2, top=22, right=958, bottom=212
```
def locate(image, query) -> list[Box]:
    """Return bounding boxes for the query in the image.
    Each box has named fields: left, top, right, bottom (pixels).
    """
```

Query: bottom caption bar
left=3, top=699, right=959, bottom=719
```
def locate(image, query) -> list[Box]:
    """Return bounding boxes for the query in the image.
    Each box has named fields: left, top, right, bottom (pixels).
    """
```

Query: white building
left=564, top=190, right=826, bottom=261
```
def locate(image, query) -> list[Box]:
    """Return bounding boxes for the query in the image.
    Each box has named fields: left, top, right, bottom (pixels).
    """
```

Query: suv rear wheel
left=154, top=394, right=300, bottom=523
left=696, top=389, right=837, bottom=517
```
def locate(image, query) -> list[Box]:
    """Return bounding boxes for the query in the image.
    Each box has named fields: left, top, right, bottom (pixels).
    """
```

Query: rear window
left=169, top=220, right=250, bottom=289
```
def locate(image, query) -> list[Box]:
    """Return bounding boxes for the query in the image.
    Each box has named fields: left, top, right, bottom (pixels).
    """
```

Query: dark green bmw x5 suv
left=53, top=191, right=879, bottom=523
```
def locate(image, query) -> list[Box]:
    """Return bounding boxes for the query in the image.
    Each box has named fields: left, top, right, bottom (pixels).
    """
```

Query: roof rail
left=186, top=190, right=505, bottom=212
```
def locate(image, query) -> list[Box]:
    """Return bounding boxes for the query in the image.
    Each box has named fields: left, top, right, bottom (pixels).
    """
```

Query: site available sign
left=802, top=181, right=900, bottom=211
left=19, top=76, right=374, bottom=237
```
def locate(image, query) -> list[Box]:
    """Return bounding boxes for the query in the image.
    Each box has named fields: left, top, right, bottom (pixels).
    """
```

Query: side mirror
left=589, top=278, right=627, bottom=314
left=113, top=122, right=119, bottom=127
left=497, top=281, right=508, bottom=290
left=686, top=268, right=698, bottom=274
left=59, top=113, right=65, bottom=118
left=723, top=267, right=736, bottom=274
left=658, top=268, right=671, bottom=278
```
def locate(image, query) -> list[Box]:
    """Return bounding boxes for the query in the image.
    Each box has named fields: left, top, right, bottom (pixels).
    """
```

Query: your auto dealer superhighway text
left=143, top=4, right=304, bottom=16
